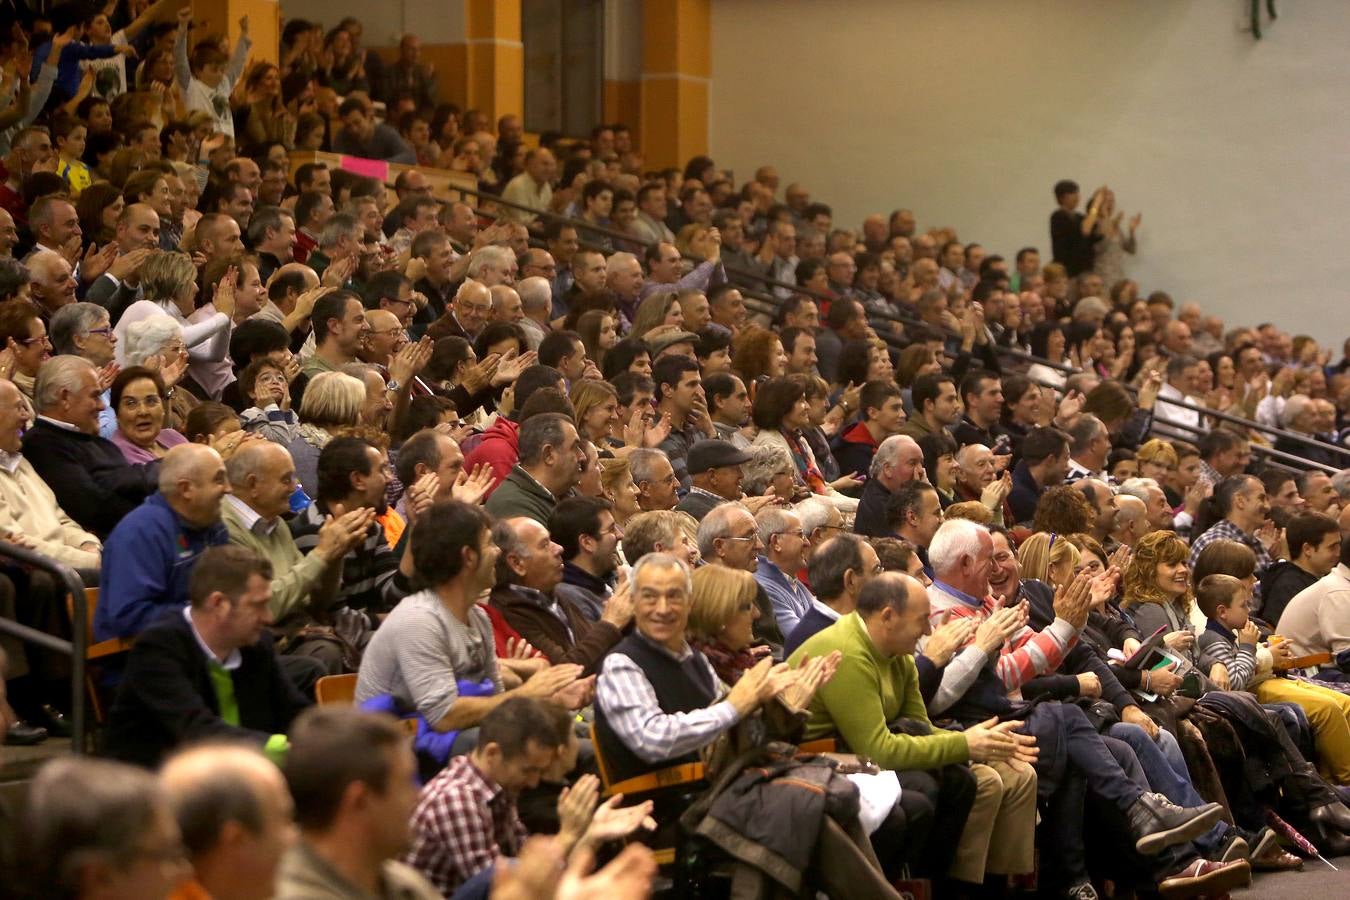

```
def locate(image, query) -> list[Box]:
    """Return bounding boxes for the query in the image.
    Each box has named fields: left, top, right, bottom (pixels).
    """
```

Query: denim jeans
left=1110, top=722, right=1227, bottom=854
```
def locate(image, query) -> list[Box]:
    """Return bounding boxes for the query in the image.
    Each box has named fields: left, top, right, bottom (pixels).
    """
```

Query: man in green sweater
left=790, top=572, right=1038, bottom=892
left=222, top=442, right=375, bottom=673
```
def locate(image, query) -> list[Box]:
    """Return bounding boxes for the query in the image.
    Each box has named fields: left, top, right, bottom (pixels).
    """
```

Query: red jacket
left=464, top=417, right=520, bottom=498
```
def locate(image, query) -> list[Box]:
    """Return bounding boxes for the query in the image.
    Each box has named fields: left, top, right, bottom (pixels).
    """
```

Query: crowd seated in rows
left=3, top=4, right=1350, bottom=900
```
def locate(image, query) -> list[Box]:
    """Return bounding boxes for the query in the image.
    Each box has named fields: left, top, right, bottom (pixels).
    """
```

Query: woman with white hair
left=122, top=314, right=196, bottom=431
left=112, top=249, right=235, bottom=399
left=286, top=370, right=366, bottom=493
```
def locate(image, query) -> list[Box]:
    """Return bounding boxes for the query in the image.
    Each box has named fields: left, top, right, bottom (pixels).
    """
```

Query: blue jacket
left=31, top=40, right=119, bottom=103
left=96, top=493, right=229, bottom=642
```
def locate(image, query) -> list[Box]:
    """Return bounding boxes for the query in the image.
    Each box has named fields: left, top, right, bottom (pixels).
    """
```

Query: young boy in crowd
left=173, top=8, right=250, bottom=138
left=52, top=116, right=89, bottom=196
left=1198, top=573, right=1350, bottom=784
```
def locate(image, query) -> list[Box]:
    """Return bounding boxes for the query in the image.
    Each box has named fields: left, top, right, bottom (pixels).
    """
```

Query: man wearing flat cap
left=676, top=439, right=753, bottom=522
left=648, top=329, right=700, bottom=362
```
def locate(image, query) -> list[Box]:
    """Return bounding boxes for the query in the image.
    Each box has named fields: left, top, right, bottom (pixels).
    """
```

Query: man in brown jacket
left=489, top=517, right=633, bottom=675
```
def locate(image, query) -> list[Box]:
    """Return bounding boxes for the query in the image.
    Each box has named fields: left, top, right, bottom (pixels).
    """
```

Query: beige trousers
left=949, top=759, right=1038, bottom=883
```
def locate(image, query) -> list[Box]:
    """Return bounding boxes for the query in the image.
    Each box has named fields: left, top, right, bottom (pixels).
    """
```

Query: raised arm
left=173, top=8, right=192, bottom=89
left=224, top=16, right=252, bottom=86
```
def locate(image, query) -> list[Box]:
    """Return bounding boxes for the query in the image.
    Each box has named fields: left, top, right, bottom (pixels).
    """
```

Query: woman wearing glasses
left=0, top=301, right=52, bottom=411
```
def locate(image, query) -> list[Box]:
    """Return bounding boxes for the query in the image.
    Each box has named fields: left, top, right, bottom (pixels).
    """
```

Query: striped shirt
left=927, top=579, right=1078, bottom=695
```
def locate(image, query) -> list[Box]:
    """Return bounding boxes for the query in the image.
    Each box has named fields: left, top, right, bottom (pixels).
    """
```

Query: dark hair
left=1199, top=428, right=1246, bottom=462
left=1054, top=179, right=1080, bottom=200
left=229, top=319, right=289, bottom=372
left=1022, top=426, right=1070, bottom=466
left=549, top=496, right=614, bottom=560
left=511, top=366, right=566, bottom=420
left=751, top=375, right=806, bottom=430
left=1028, top=321, right=1065, bottom=359
left=602, top=338, right=651, bottom=381
left=825, top=297, right=862, bottom=332
left=518, top=412, right=573, bottom=466
left=183, top=402, right=239, bottom=443
left=518, top=386, right=575, bottom=424
left=109, top=365, right=166, bottom=410
left=426, top=335, right=474, bottom=382
left=873, top=537, right=919, bottom=573
left=652, top=353, right=699, bottom=400
left=612, top=372, right=655, bottom=407
left=361, top=270, right=409, bottom=311
left=1286, top=511, right=1340, bottom=560
left=474, top=322, right=526, bottom=360
left=959, top=369, right=1000, bottom=406
left=695, top=326, right=732, bottom=362
left=860, top=380, right=902, bottom=419
left=189, top=545, right=273, bottom=609
left=538, top=330, right=582, bottom=369
left=285, top=708, right=407, bottom=831
left=856, top=572, right=913, bottom=617
left=393, top=395, right=457, bottom=444
left=1213, top=474, right=1256, bottom=519
left=836, top=339, right=878, bottom=388
left=916, top=432, right=957, bottom=486
left=1031, top=485, right=1094, bottom=535
left=702, top=371, right=740, bottom=415
left=479, top=696, right=571, bottom=758
left=238, top=356, right=285, bottom=402
left=1195, top=573, right=1245, bottom=619
left=911, top=372, right=954, bottom=417
left=411, top=500, right=493, bottom=586
left=885, top=480, right=938, bottom=535
left=312, top=290, right=358, bottom=344
left=315, top=435, right=377, bottom=502
left=806, top=533, right=864, bottom=602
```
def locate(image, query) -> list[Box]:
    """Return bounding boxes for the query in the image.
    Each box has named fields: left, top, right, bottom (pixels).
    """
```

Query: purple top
left=111, top=428, right=188, bottom=465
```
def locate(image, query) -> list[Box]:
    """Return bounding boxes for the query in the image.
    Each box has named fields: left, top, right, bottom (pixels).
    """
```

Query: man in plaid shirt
left=1187, top=475, right=1278, bottom=606
left=405, top=697, right=566, bottom=894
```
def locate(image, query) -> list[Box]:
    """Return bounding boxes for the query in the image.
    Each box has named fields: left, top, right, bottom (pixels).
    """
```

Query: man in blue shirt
left=753, top=506, right=815, bottom=636
left=96, top=443, right=230, bottom=642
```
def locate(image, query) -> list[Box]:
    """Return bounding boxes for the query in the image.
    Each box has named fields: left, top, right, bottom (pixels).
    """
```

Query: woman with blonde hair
left=598, top=451, right=642, bottom=526
left=113, top=251, right=234, bottom=384
left=1135, top=439, right=1179, bottom=484
left=628, top=290, right=684, bottom=342
left=570, top=380, right=621, bottom=445
left=287, top=370, right=365, bottom=493
left=732, top=325, right=787, bottom=386
left=1017, top=532, right=1081, bottom=589
left=689, top=565, right=770, bottom=685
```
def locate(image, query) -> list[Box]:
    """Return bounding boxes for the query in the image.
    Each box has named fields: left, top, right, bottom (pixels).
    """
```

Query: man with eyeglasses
left=360, top=310, right=409, bottom=370
left=697, top=503, right=786, bottom=652
left=753, top=506, right=816, bottom=636
left=783, top=534, right=878, bottom=656
left=594, top=552, right=797, bottom=786
left=429, top=279, right=493, bottom=343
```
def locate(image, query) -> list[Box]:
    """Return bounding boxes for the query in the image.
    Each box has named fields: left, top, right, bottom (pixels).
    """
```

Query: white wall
left=709, top=0, right=1350, bottom=337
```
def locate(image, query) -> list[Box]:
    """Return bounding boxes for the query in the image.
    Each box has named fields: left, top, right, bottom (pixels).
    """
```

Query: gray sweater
left=355, top=591, right=503, bottom=724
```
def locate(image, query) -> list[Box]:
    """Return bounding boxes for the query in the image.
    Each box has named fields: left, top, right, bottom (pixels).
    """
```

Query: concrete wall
left=709, top=0, right=1350, bottom=336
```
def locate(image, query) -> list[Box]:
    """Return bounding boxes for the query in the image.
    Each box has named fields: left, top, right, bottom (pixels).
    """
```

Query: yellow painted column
left=465, top=0, right=524, bottom=123
left=639, top=0, right=709, bottom=170
left=191, top=0, right=279, bottom=67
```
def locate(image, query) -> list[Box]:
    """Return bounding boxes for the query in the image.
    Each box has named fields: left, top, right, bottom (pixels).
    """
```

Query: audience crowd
left=3, top=3, right=1350, bottom=900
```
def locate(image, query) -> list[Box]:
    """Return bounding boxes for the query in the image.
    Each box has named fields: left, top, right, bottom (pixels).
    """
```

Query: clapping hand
left=450, top=463, right=494, bottom=505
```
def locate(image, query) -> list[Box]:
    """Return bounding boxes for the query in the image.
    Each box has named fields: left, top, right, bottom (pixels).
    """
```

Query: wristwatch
left=386, top=379, right=402, bottom=392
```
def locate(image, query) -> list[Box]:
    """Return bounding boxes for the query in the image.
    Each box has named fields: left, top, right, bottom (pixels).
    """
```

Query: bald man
left=1111, top=494, right=1149, bottom=550
left=428, top=278, right=492, bottom=342
left=96, top=443, right=233, bottom=641
left=360, top=309, right=407, bottom=368
left=161, top=744, right=299, bottom=900
left=489, top=283, right=524, bottom=325
left=193, top=213, right=246, bottom=267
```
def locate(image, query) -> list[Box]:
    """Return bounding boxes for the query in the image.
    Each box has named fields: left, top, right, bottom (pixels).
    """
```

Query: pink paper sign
left=340, top=156, right=389, bottom=181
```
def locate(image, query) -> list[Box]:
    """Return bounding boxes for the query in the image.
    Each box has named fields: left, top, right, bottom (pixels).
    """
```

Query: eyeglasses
left=723, top=535, right=760, bottom=544
left=85, top=326, right=113, bottom=337
left=16, top=334, right=50, bottom=346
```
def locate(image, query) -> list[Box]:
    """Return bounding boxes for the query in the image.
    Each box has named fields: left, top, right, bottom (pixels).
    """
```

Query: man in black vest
left=592, top=553, right=792, bottom=786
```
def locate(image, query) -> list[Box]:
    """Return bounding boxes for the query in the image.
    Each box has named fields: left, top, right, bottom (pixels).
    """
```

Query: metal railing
left=0, top=542, right=88, bottom=753
left=415, top=169, right=1348, bottom=474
